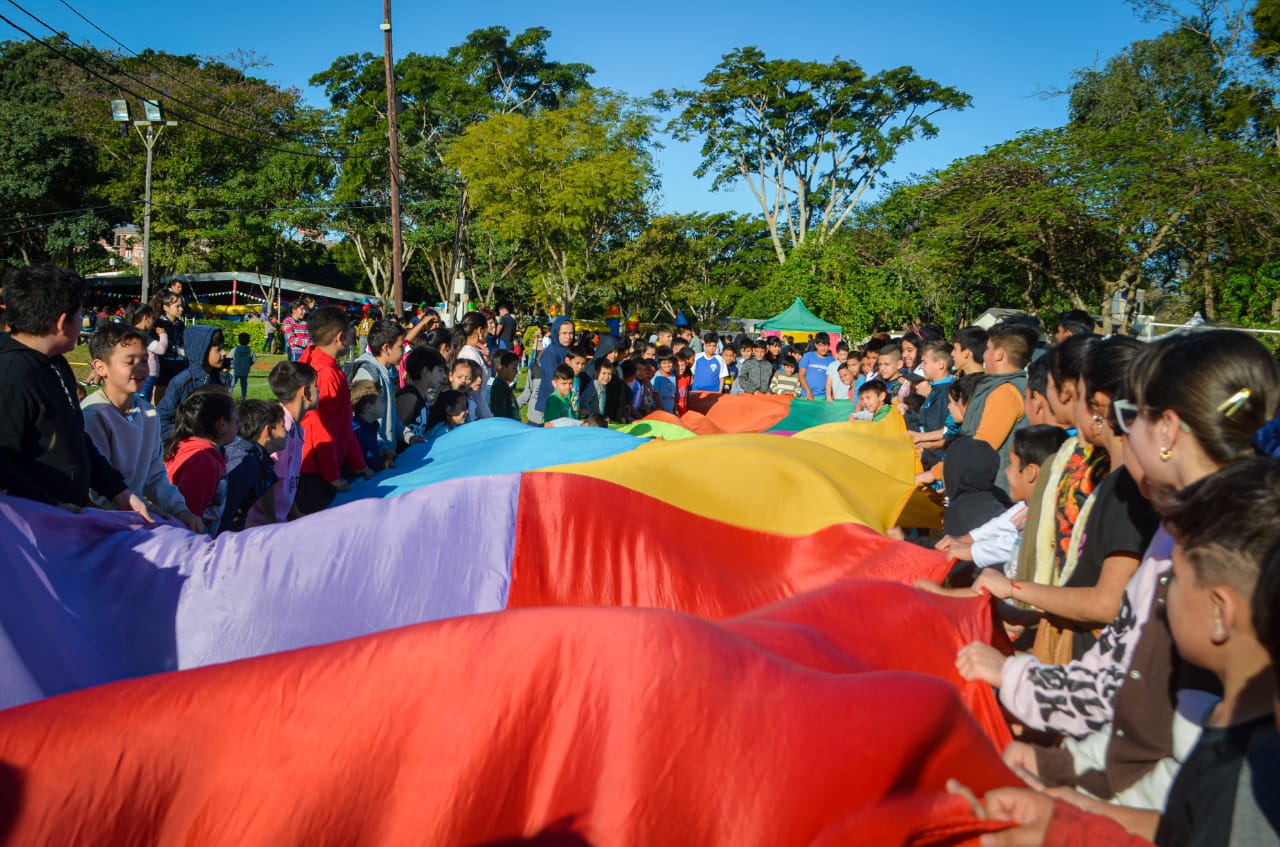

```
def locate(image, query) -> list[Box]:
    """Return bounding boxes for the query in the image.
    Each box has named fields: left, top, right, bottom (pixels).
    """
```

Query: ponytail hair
left=164, top=386, right=236, bottom=462
left=1129, top=329, right=1280, bottom=465
left=1083, top=335, right=1142, bottom=402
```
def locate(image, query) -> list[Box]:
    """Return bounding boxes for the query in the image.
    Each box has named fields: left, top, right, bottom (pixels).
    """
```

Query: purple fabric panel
left=0, top=473, right=520, bottom=710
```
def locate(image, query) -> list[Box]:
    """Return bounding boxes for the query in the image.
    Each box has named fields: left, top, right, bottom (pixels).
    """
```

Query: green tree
left=311, top=27, right=594, bottom=307
left=661, top=46, right=970, bottom=264
left=604, top=212, right=772, bottom=323
left=445, top=92, right=656, bottom=315
left=737, top=232, right=922, bottom=338
left=0, top=39, right=110, bottom=269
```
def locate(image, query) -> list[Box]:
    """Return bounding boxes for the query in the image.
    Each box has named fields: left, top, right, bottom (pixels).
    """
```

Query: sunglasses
left=1111, top=399, right=1192, bottom=435
left=1110, top=399, right=1142, bottom=434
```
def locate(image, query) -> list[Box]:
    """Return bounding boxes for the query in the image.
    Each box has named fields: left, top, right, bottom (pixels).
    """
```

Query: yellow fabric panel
left=792, top=413, right=943, bottom=530
left=539, top=422, right=923, bottom=536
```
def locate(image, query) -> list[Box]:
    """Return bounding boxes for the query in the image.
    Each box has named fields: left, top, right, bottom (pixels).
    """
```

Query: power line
left=0, top=7, right=376, bottom=161
left=149, top=201, right=392, bottom=214
left=50, top=0, right=384, bottom=153
left=6, top=0, right=373, bottom=154
left=0, top=203, right=125, bottom=224
left=0, top=202, right=401, bottom=236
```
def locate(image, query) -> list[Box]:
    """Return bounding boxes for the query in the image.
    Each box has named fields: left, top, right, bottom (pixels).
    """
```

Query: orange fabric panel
left=0, top=590, right=1017, bottom=846
left=634, top=409, right=727, bottom=436
left=685, top=391, right=793, bottom=432
left=509, top=472, right=950, bottom=618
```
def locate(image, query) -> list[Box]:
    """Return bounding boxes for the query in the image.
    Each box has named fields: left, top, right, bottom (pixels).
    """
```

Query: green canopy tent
left=758, top=298, right=842, bottom=347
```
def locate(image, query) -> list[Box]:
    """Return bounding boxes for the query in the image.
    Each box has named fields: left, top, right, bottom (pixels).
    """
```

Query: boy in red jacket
left=296, top=306, right=371, bottom=514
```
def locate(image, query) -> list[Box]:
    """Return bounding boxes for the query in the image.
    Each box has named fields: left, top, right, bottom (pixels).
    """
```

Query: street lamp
left=111, top=99, right=177, bottom=304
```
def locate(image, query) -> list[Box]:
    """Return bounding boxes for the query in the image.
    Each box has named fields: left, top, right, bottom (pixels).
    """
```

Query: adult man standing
left=496, top=302, right=517, bottom=350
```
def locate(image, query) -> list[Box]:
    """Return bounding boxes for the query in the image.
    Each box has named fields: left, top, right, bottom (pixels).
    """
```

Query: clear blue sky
left=21, top=0, right=1162, bottom=215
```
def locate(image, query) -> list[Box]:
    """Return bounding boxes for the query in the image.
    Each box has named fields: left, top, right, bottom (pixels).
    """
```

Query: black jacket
left=0, top=333, right=127, bottom=506
left=941, top=436, right=1012, bottom=537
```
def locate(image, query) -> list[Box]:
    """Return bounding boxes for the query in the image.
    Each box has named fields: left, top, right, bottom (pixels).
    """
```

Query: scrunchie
left=1253, top=414, right=1280, bottom=457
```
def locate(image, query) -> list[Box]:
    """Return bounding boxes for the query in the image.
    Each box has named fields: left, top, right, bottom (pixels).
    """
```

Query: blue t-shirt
left=798, top=351, right=833, bottom=398
left=691, top=354, right=724, bottom=392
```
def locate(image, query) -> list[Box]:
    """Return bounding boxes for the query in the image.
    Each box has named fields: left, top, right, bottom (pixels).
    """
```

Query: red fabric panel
left=722, top=581, right=1014, bottom=749
left=0, top=600, right=1017, bottom=845
left=509, top=473, right=951, bottom=619
left=685, top=391, right=793, bottom=432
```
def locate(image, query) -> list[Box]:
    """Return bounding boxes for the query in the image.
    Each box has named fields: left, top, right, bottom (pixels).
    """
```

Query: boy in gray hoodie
left=735, top=339, right=775, bottom=395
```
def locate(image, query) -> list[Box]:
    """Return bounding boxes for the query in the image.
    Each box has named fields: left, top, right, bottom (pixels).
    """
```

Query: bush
left=194, top=319, right=267, bottom=349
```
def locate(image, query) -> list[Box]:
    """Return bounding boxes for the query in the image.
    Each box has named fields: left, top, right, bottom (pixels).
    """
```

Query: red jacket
left=299, top=346, right=366, bottom=482
left=164, top=438, right=226, bottom=520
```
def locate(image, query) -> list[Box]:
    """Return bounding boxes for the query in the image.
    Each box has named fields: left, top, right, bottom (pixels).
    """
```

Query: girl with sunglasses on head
left=956, top=329, right=1280, bottom=820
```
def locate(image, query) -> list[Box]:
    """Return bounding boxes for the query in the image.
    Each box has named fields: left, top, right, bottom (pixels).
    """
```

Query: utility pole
left=380, top=0, right=404, bottom=316
left=112, top=99, right=175, bottom=305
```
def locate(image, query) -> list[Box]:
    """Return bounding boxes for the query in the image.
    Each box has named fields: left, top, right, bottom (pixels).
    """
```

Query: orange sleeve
left=930, top=384, right=1025, bottom=482
left=972, top=383, right=1025, bottom=452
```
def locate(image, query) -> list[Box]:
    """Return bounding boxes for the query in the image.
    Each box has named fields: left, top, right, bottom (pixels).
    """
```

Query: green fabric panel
left=767, top=398, right=854, bottom=432
left=617, top=420, right=699, bottom=440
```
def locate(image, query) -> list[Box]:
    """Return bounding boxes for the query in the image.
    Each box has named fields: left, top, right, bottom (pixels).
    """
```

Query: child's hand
left=913, top=470, right=935, bottom=486
left=913, top=578, right=944, bottom=595
left=176, top=510, right=206, bottom=534
left=1001, top=742, right=1043, bottom=786
left=973, top=568, right=1013, bottom=600
left=360, top=467, right=375, bottom=480
left=330, top=478, right=350, bottom=492
left=935, top=535, right=957, bottom=552
left=949, top=540, right=973, bottom=561
left=112, top=490, right=154, bottom=523
left=946, top=779, right=1054, bottom=847
left=956, top=641, right=1007, bottom=687
left=380, top=450, right=396, bottom=470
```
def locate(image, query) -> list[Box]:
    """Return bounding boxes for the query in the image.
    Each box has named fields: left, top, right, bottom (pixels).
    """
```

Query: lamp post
left=112, top=99, right=176, bottom=305
left=380, top=1, right=404, bottom=316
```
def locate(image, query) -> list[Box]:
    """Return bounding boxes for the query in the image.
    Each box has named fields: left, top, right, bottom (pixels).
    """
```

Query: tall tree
left=311, top=27, right=594, bottom=306
left=661, top=46, right=970, bottom=264
left=604, top=212, right=772, bottom=323
left=0, top=39, right=109, bottom=269
left=445, top=92, right=655, bottom=315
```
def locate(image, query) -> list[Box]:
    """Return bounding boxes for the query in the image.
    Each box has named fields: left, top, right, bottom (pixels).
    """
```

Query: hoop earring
left=1159, top=446, right=1173, bottom=461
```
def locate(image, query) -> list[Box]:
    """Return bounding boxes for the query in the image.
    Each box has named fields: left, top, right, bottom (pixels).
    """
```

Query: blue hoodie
left=157, top=324, right=229, bottom=438
left=534, top=316, right=573, bottom=414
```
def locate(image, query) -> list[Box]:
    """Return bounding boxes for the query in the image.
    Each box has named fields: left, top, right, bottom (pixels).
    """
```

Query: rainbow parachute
left=0, top=395, right=1017, bottom=846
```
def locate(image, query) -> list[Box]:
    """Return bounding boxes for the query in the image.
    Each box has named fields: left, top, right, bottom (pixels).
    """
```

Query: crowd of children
left=2, top=266, right=1279, bottom=845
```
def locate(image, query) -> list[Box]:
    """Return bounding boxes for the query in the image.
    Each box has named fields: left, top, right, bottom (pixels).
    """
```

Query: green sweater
left=544, top=391, right=573, bottom=423
left=489, top=379, right=521, bottom=421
